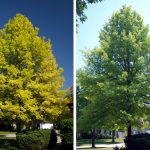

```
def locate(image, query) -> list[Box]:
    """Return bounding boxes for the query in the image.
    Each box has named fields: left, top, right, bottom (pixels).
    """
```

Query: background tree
left=77, top=5, right=150, bottom=138
left=0, top=14, right=68, bottom=132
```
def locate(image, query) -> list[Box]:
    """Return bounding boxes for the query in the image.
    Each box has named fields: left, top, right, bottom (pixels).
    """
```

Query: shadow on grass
left=77, top=139, right=123, bottom=146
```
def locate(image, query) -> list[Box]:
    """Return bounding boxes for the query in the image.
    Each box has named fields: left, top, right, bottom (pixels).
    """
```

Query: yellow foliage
left=0, top=14, right=68, bottom=125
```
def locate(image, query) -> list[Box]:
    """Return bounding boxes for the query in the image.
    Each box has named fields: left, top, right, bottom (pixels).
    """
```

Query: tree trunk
left=112, top=130, right=115, bottom=143
left=16, top=120, right=22, bottom=133
left=127, top=121, right=132, bottom=138
left=91, top=128, right=96, bottom=148
left=32, top=122, right=40, bottom=130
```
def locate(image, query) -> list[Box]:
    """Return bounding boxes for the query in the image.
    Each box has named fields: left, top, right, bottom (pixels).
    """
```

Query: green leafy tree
left=77, top=5, right=150, bottom=139
left=0, top=14, right=67, bottom=132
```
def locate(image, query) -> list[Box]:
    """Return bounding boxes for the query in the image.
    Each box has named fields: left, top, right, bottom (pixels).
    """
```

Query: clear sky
left=0, top=0, right=73, bottom=89
left=77, top=0, right=150, bottom=69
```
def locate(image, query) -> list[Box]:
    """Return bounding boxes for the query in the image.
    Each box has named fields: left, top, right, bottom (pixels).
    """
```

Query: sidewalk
left=0, top=133, right=16, bottom=139
left=76, top=143, right=125, bottom=149
left=56, top=130, right=61, bottom=143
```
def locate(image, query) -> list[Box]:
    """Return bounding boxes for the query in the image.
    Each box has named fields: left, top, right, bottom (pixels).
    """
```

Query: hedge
left=0, top=139, right=17, bottom=149
left=16, top=129, right=50, bottom=150
left=124, top=133, right=150, bottom=150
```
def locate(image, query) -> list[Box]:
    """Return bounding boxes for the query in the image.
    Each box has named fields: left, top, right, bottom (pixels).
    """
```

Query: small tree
left=0, top=14, right=67, bottom=132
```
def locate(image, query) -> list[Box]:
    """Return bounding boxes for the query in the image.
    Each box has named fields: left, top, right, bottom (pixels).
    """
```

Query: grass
left=0, top=131, right=16, bottom=134
left=77, top=138, right=124, bottom=146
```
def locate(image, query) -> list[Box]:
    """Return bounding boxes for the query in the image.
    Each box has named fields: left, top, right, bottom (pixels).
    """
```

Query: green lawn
left=0, top=131, right=16, bottom=134
left=77, top=138, right=124, bottom=146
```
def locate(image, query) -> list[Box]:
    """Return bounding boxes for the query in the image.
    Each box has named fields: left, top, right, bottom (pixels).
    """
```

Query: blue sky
left=77, top=0, right=150, bottom=69
left=0, top=0, right=73, bottom=89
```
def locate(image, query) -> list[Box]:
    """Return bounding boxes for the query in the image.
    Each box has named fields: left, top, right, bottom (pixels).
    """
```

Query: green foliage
left=0, top=14, right=67, bottom=129
left=16, top=129, right=50, bottom=150
left=77, top=5, right=150, bottom=133
left=0, top=147, right=18, bottom=150
left=57, top=87, right=73, bottom=149
left=76, top=86, right=89, bottom=119
left=59, top=118, right=73, bottom=150
left=0, top=139, right=17, bottom=150
left=60, top=118, right=73, bottom=145
left=76, top=0, right=103, bottom=23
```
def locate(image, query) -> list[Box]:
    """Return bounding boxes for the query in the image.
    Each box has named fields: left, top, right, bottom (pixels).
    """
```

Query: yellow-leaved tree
left=0, top=14, right=68, bottom=132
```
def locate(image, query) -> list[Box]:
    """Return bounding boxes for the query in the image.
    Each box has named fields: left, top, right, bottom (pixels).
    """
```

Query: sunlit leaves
left=0, top=14, right=67, bottom=126
left=77, top=6, right=150, bottom=132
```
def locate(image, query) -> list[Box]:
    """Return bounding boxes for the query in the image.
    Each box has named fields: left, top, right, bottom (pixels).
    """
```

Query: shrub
left=0, top=139, right=17, bottom=149
left=97, top=133, right=113, bottom=139
left=0, top=147, right=18, bottom=150
left=59, top=118, right=73, bottom=150
left=16, top=129, right=50, bottom=150
left=124, top=133, right=150, bottom=150
left=0, top=146, right=18, bottom=150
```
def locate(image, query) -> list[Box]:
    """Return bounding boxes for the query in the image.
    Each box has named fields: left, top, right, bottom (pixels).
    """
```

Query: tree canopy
left=77, top=5, right=150, bottom=137
left=76, top=0, right=103, bottom=23
left=0, top=14, right=68, bottom=130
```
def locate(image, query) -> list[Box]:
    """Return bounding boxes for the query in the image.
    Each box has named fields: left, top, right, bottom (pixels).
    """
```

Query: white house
left=40, top=123, right=53, bottom=129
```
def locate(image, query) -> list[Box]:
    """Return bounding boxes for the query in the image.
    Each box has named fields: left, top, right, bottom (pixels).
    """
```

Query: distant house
left=145, top=129, right=150, bottom=134
left=40, top=122, right=53, bottom=129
